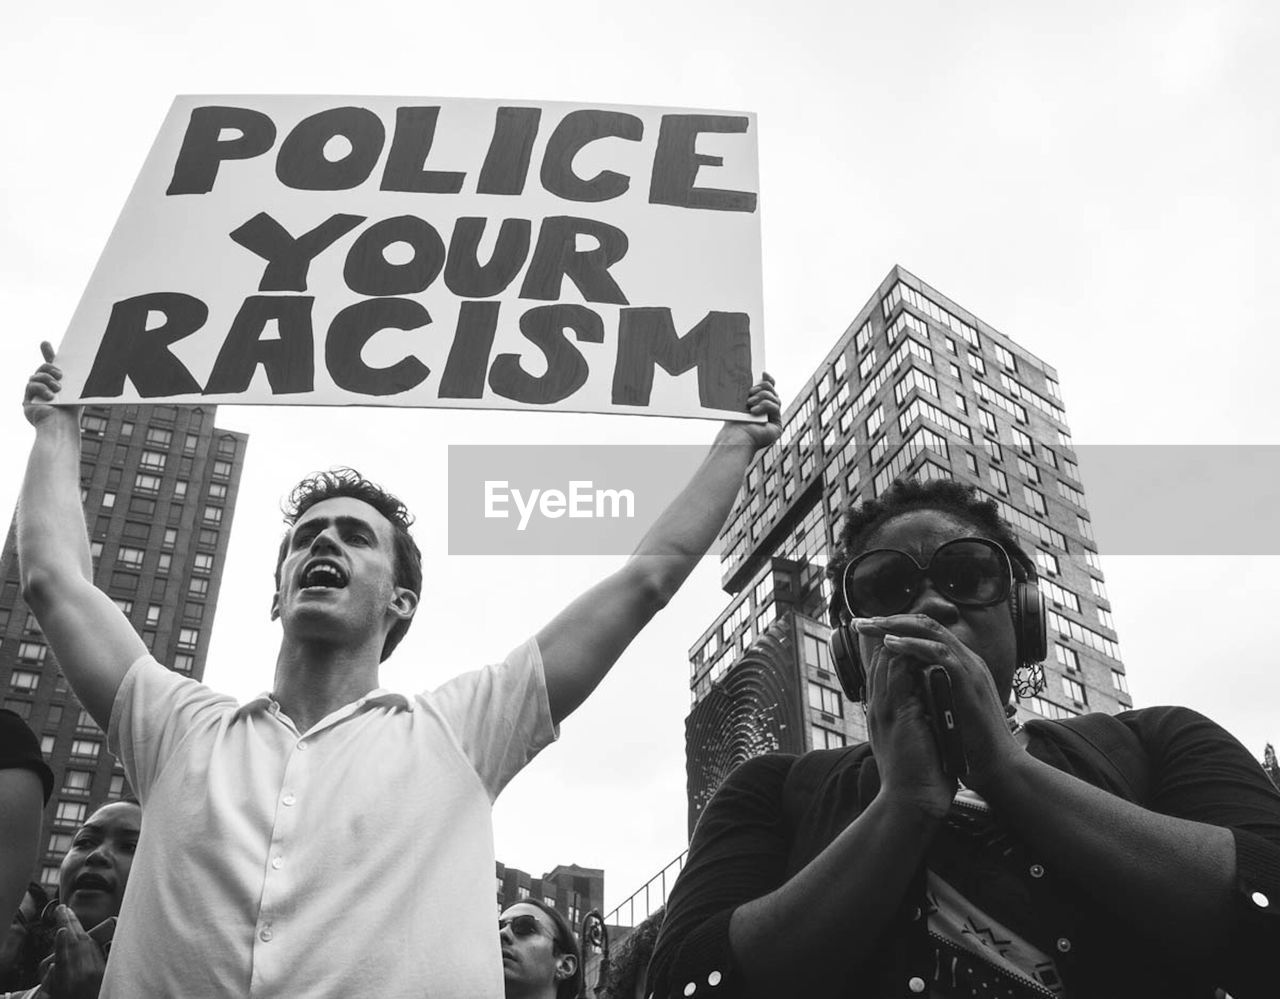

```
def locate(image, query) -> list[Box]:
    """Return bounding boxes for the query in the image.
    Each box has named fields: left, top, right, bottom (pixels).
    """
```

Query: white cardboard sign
left=55, top=95, right=764, bottom=420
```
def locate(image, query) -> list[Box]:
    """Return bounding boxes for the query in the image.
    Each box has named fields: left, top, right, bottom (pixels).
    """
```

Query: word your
left=484, top=480, right=636, bottom=531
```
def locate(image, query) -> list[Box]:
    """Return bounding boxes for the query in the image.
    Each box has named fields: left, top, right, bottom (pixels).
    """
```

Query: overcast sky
left=2, top=1, right=1277, bottom=913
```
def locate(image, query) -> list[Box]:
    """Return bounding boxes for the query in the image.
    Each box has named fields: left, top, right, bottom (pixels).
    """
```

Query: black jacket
left=648, top=706, right=1280, bottom=998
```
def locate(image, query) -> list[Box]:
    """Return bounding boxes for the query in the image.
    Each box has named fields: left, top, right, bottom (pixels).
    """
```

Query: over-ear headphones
left=828, top=541, right=1047, bottom=702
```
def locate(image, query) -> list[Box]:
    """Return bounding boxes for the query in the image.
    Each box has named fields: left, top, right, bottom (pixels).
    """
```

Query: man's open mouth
left=301, top=560, right=349, bottom=590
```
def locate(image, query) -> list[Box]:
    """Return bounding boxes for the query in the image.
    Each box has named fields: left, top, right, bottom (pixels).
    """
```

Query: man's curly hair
left=826, top=477, right=1035, bottom=621
left=274, top=468, right=422, bottom=661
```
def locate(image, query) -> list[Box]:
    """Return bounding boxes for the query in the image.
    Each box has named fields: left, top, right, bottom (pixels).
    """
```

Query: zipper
left=925, top=927, right=1061, bottom=999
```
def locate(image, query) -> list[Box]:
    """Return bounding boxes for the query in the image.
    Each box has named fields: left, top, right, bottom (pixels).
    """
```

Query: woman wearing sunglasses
left=648, top=478, right=1280, bottom=999
left=499, top=901, right=582, bottom=999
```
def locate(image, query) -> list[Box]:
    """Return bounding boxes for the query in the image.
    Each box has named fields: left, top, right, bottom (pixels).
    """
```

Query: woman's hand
left=37, top=906, right=110, bottom=999
left=860, top=627, right=955, bottom=818
left=858, top=614, right=1024, bottom=795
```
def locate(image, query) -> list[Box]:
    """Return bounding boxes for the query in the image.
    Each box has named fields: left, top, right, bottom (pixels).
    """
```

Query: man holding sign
left=20, top=344, right=779, bottom=996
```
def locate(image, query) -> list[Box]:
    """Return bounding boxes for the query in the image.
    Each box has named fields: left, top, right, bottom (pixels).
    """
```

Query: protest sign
left=54, top=95, right=764, bottom=420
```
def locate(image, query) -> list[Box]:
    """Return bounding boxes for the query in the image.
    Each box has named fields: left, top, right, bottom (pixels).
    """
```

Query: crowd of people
left=6, top=344, right=1280, bottom=997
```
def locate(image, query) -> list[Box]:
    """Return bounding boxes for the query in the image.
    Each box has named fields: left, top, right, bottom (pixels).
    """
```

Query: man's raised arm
left=19, top=343, right=147, bottom=730
left=536, top=375, right=781, bottom=725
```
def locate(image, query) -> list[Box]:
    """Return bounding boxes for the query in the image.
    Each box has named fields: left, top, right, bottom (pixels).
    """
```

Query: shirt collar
left=234, top=688, right=410, bottom=720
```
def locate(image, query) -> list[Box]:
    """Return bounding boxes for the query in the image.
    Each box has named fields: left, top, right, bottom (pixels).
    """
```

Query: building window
left=988, top=467, right=1008, bottom=495
left=17, top=642, right=47, bottom=665
left=802, top=633, right=832, bottom=670
left=208, top=482, right=228, bottom=500
left=1077, top=516, right=1094, bottom=542
left=48, top=832, right=73, bottom=855
left=63, top=769, right=93, bottom=793
left=1098, top=607, right=1115, bottom=630
left=144, top=427, right=172, bottom=448
left=128, top=496, right=157, bottom=517
left=76, top=709, right=98, bottom=732
left=1017, top=456, right=1039, bottom=483
left=183, top=603, right=205, bottom=624
left=811, top=725, right=847, bottom=750
left=139, top=450, right=167, bottom=471
left=1035, top=549, right=1059, bottom=576
left=1024, top=487, right=1047, bottom=516
left=964, top=451, right=978, bottom=475
left=1011, top=427, right=1034, bottom=454
left=121, top=521, right=150, bottom=544
left=116, top=546, right=145, bottom=568
left=134, top=474, right=162, bottom=493
left=1055, top=645, right=1080, bottom=672
left=994, top=343, right=1016, bottom=371
left=101, top=491, right=116, bottom=510
left=807, top=682, right=843, bottom=717
left=55, top=802, right=88, bottom=827
left=865, top=406, right=884, bottom=437
left=156, top=553, right=172, bottom=575
left=109, top=774, right=126, bottom=797
left=174, top=653, right=196, bottom=674
left=81, top=414, right=108, bottom=435
left=1061, top=676, right=1087, bottom=705
left=212, top=460, right=232, bottom=479
left=183, top=433, right=199, bottom=455
left=40, top=735, right=56, bottom=755
left=178, top=628, right=200, bottom=651
left=70, top=739, right=101, bottom=760
left=967, top=352, right=986, bottom=375
left=978, top=409, right=997, bottom=435
left=1111, top=670, right=1129, bottom=695
left=188, top=577, right=209, bottom=598
left=173, top=480, right=188, bottom=500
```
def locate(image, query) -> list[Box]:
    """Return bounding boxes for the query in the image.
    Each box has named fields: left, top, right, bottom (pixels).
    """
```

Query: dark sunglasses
left=499, top=914, right=554, bottom=941
left=841, top=537, right=1013, bottom=618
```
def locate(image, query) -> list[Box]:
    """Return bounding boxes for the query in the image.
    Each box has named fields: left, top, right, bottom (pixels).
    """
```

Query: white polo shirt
left=105, top=640, right=557, bottom=998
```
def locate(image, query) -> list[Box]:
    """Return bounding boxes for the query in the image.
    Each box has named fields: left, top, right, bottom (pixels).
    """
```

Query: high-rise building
left=495, top=860, right=605, bottom=928
left=684, top=265, right=1131, bottom=834
left=0, top=403, right=246, bottom=892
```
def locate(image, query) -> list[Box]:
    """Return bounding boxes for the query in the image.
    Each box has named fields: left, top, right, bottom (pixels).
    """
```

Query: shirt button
left=1056, top=937, right=1072, bottom=953
left=297, top=740, right=308, bottom=751
left=908, top=977, right=926, bottom=993
left=259, top=927, right=273, bottom=942
left=271, top=857, right=284, bottom=870
left=282, top=793, right=296, bottom=806
left=1251, top=891, right=1270, bottom=908
left=707, top=971, right=722, bottom=986
left=1029, top=864, right=1045, bottom=878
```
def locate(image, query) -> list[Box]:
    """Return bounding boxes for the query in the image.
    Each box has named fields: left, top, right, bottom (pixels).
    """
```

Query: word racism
left=66, top=98, right=765, bottom=418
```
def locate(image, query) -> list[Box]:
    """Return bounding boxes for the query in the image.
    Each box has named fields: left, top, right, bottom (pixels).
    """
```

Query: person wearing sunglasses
left=498, top=902, right=582, bottom=999
left=648, top=478, right=1280, bottom=998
